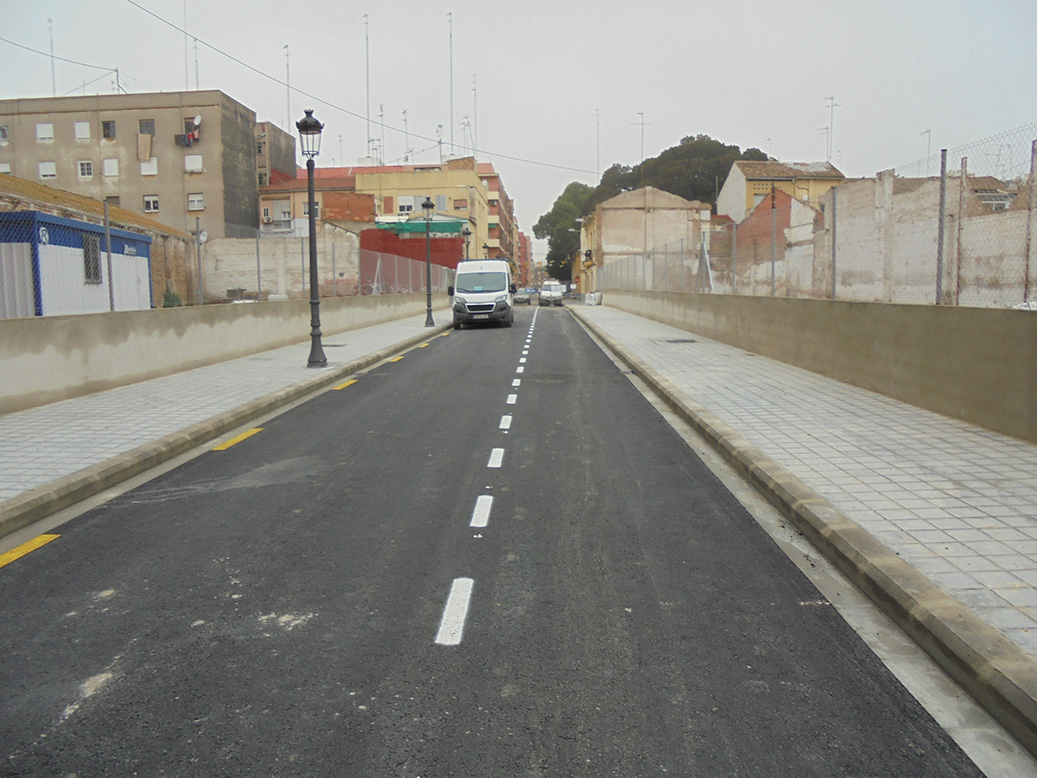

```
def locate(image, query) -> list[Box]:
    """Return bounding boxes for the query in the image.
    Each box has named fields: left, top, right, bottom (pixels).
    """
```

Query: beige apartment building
left=0, top=90, right=290, bottom=241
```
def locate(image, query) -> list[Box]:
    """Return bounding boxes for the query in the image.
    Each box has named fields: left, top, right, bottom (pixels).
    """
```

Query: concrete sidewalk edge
left=571, top=306, right=1037, bottom=759
left=0, top=324, right=451, bottom=541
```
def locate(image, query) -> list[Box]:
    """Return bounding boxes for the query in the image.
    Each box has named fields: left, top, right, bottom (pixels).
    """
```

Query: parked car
left=514, top=289, right=531, bottom=305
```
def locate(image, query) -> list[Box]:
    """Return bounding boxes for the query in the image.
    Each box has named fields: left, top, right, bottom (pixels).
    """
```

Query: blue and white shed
left=0, top=211, right=153, bottom=318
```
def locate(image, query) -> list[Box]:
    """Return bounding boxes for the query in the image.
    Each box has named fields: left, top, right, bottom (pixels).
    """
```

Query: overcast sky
left=3, top=0, right=1036, bottom=260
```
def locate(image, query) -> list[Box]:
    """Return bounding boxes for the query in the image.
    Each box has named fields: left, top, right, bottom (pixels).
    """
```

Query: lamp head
left=296, top=109, right=324, bottom=159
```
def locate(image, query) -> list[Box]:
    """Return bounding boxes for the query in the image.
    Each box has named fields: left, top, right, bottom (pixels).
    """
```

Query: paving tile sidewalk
left=0, top=314, right=450, bottom=538
left=574, top=304, right=1037, bottom=661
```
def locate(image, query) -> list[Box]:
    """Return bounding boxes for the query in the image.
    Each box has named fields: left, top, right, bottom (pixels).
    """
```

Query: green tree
left=532, top=181, right=593, bottom=281
left=581, top=135, right=767, bottom=216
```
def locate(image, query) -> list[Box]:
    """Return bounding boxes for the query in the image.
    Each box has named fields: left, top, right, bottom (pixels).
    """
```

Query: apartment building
left=0, top=90, right=280, bottom=240
left=477, top=162, right=517, bottom=262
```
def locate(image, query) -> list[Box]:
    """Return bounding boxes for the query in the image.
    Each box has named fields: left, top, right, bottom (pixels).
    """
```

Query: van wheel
left=453, top=319, right=462, bottom=330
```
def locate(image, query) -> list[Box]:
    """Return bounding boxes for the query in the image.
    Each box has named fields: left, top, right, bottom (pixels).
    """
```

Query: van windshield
left=456, top=271, right=506, bottom=294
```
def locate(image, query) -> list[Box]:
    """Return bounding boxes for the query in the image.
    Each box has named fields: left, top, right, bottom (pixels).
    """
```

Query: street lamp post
left=297, top=108, right=327, bottom=367
left=462, top=226, right=471, bottom=260
left=421, top=196, right=435, bottom=327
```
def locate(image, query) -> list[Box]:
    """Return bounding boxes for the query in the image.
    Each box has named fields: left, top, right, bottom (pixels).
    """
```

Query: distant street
left=0, top=305, right=983, bottom=777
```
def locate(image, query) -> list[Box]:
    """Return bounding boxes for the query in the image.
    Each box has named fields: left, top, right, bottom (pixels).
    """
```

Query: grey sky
left=2, top=0, right=1036, bottom=260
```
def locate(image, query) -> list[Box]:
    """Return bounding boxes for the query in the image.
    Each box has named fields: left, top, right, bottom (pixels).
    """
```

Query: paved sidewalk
left=571, top=303, right=1037, bottom=755
left=0, top=313, right=451, bottom=539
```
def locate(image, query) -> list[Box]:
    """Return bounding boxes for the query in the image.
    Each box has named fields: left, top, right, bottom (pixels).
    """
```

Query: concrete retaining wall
left=603, top=291, right=1037, bottom=443
left=0, top=293, right=448, bottom=414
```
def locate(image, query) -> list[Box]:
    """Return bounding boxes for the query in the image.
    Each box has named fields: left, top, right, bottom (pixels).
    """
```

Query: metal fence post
left=936, top=148, right=948, bottom=304
left=771, top=186, right=777, bottom=296
left=732, top=224, right=737, bottom=295
left=255, top=232, right=262, bottom=301
left=830, top=188, right=837, bottom=299
left=1024, top=139, right=1036, bottom=304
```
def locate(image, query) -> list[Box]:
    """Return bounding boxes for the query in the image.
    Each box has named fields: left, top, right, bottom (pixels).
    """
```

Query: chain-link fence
left=597, top=122, right=1037, bottom=309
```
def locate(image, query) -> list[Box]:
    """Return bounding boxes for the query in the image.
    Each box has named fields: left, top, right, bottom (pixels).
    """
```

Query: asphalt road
left=0, top=305, right=984, bottom=777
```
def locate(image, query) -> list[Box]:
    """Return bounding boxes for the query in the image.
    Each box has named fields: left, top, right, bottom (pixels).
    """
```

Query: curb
left=571, top=305, right=1037, bottom=760
left=0, top=324, right=451, bottom=541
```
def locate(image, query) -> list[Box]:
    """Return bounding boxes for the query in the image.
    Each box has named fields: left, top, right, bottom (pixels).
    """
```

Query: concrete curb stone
left=571, top=305, right=1037, bottom=759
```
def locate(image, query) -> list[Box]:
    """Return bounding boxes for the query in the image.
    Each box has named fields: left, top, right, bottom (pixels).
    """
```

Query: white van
left=449, top=259, right=516, bottom=329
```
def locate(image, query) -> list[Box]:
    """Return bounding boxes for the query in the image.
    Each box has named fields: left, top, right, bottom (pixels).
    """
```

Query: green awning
left=376, top=220, right=466, bottom=235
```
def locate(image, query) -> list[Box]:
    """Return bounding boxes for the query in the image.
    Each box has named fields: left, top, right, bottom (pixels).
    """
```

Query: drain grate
left=665, top=338, right=697, bottom=344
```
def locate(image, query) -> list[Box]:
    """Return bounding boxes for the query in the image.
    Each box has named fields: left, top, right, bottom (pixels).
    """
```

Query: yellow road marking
left=390, top=356, right=405, bottom=362
left=212, top=428, right=263, bottom=451
left=333, top=379, right=358, bottom=390
left=0, top=534, right=60, bottom=570
left=419, top=342, right=430, bottom=348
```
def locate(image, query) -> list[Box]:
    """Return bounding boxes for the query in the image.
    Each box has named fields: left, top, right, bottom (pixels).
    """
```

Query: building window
left=398, top=195, right=414, bottom=214
left=185, top=154, right=203, bottom=173
left=187, top=193, right=205, bottom=211
left=436, top=195, right=447, bottom=211
left=0, top=163, right=10, bottom=174
left=453, top=198, right=468, bottom=211
left=144, top=195, right=159, bottom=213
left=141, top=157, right=158, bottom=176
left=103, top=158, right=119, bottom=177
left=139, top=119, right=155, bottom=136
left=78, top=161, right=93, bottom=179
left=102, top=121, right=116, bottom=139
left=303, top=202, right=319, bottom=216
left=257, top=141, right=265, bottom=155
left=105, top=195, right=120, bottom=207
left=75, top=121, right=91, bottom=140
left=39, top=161, right=57, bottom=179
left=258, top=172, right=267, bottom=186
left=36, top=123, right=54, bottom=142
left=0, top=125, right=8, bottom=145
left=83, top=234, right=102, bottom=284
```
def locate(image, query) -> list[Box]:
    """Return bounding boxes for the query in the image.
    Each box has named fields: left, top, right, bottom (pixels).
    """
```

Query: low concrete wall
left=0, top=294, right=448, bottom=414
left=604, top=291, right=1037, bottom=443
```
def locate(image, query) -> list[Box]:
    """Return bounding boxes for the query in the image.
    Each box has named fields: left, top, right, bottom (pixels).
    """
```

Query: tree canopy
left=532, top=181, right=593, bottom=281
left=534, top=135, right=767, bottom=279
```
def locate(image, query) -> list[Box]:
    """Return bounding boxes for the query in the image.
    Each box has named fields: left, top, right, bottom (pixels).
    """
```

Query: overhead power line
left=120, top=0, right=595, bottom=175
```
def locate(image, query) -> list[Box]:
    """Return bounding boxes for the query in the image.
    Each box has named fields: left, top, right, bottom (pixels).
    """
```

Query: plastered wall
left=0, top=293, right=447, bottom=414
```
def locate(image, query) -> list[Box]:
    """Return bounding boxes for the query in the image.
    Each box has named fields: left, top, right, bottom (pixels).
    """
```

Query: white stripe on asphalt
left=506, top=394, right=517, bottom=405
left=488, top=448, right=504, bottom=468
left=512, top=379, right=521, bottom=387
left=516, top=366, right=525, bottom=374
left=500, top=414, right=512, bottom=430
left=434, top=577, right=474, bottom=646
left=470, top=495, right=493, bottom=528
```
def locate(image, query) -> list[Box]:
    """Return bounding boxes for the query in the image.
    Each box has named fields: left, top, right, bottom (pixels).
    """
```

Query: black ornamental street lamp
left=421, top=196, right=435, bottom=327
left=297, top=109, right=327, bottom=367
left=462, top=226, right=472, bottom=260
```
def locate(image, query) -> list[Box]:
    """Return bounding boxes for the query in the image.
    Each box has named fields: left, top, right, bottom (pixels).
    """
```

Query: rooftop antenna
left=596, top=108, right=600, bottom=180
left=403, top=110, right=410, bottom=162
left=819, top=127, right=830, bottom=159
left=472, top=74, right=478, bottom=158
left=824, top=96, right=840, bottom=162
left=436, top=124, right=443, bottom=162
left=364, top=15, right=371, bottom=158
left=48, top=18, right=56, bottom=96
left=448, top=12, right=454, bottom=155
left=194, top=38, right=200, bottom=89
left=284, top=45, right=290, bottom=130
left=633, top=111, right=650, bottom=186
left=379, top=103, right=385, bottom=164
left=183, top=0, right=189, bottom=90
